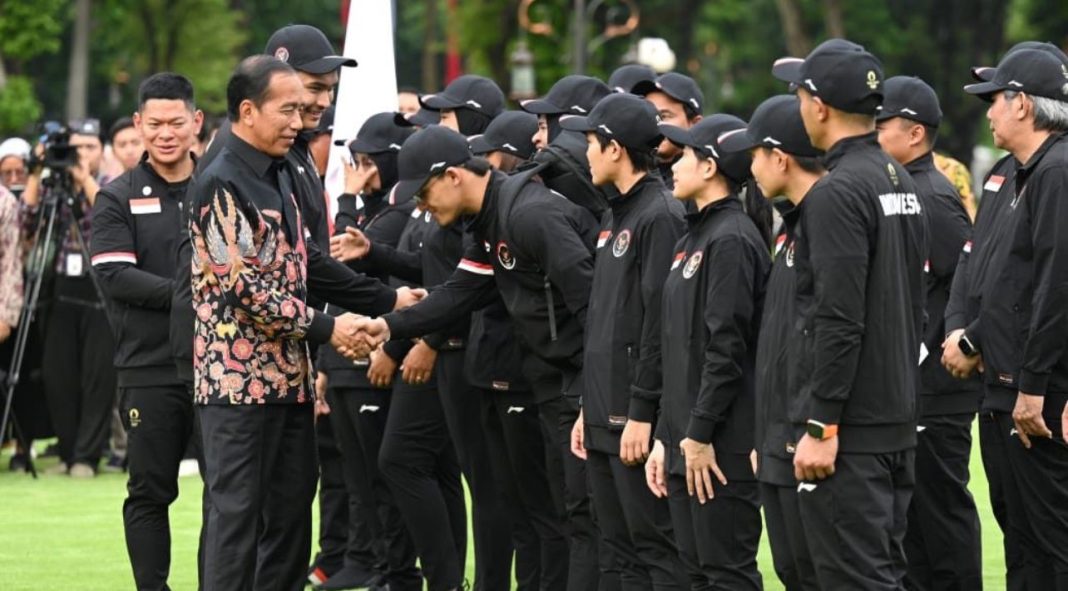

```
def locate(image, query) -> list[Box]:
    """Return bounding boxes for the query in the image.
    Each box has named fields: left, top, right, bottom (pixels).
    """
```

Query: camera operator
left=23, top=118, right=117, bottom=478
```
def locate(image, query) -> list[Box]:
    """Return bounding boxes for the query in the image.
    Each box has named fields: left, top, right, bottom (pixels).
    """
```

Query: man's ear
left=609, top=139, right=625, bottom=162
left=813, top=97, right=830, bottom=123
left=192, top=110, right=205, bottom=136
left=132, top=112, right=142, bottom=132
left=240, top=99, right=256, bottom=126
left=1014, top=92, right=1032, bottom=122
left=701, top=156, right=718, bottom=181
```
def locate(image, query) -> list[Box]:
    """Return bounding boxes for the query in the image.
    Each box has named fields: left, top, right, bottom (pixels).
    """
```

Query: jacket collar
left=904, top=151, right=936, bottom=176
left=608, top=172, right=661, bottom=216
left=685, top=194, right=741, bottom=229
left=227, top=131, right=283, bottom=179
left=822, top=131, right=881, bottom=171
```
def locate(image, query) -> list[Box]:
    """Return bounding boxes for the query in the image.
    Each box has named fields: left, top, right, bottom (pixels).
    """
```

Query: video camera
left=28, top=122, right=78, bottom=172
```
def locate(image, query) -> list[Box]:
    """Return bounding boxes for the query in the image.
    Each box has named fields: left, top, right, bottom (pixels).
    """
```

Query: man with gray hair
left=962, top=47, right=1068, bottom=588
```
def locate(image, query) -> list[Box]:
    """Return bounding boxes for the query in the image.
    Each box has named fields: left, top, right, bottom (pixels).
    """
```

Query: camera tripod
left=1, top=169, right=110, bottom=478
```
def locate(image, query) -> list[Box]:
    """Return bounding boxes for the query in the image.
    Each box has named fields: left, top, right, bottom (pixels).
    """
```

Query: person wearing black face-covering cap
left=315, top=112, right=423, bottom=591
left=404, top=75, right=517, bottom=591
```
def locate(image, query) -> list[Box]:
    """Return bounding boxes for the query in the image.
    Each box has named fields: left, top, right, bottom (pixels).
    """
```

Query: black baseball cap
left=608, top=64, right=657, bottom=93
left=468, top=111, right=538, bottom=159
left=394, top=109, right=440, bottom=128
left=420, top=75, right=505, bottom=118
left=965, top=48, right=1068, bottom=101
left=876, top=76, right=942, bottom=127
left=773, top=38, right=884, bottom=115
left=265, top=25, right=357, bottom=74
left=347, top=112, right=415, bottom=155
left=971, top=41, right=1068, bottom=82
left=718, top=95, right=820, bottom=157
left=659, top=114, right=752, bottom=183
left=558, top=93, right=661, bottom=150
left=632, top=72, right=704, bottom=114
left=392, top=125, right=473, bottom=205
left=520, top=75, right=611, bottom=116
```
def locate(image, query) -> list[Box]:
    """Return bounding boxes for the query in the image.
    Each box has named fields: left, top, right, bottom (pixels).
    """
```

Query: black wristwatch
left=958, top=333, right=979, bottom=358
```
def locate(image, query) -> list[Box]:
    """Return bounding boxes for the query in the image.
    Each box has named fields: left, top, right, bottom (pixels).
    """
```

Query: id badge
left=66, top=253, right=84, bottom=277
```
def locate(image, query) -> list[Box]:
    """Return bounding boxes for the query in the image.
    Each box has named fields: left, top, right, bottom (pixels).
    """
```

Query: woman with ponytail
left=645, top=115, right=770, bottom=589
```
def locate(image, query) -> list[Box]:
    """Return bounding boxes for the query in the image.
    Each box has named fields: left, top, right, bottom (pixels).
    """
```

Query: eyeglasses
left=414, top=173, right=445, bottom=206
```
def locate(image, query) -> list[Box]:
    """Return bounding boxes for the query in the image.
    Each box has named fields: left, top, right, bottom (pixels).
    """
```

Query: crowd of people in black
left=3, top=20, right=1068, bottom=591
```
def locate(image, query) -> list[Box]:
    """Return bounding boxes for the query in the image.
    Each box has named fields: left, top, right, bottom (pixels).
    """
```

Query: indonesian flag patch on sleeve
left=671, top=251, right=686, bottom=270
left=596, top=230, right=612, bottom=249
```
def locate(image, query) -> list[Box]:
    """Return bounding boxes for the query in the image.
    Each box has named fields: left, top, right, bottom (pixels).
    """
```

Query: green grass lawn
left=0, top=430, right=1006, bottom=590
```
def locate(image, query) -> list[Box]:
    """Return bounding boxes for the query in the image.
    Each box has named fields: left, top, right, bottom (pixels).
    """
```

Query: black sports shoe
left=316, top=565, right=380, bottom=590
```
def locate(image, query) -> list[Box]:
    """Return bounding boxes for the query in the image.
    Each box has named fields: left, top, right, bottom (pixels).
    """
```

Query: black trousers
left=533, top=388, right=605, bottom=591
left=904, top=413, right=982, bottom=591
left=436, top=351, right=514, bottom=591
left=198, top=403, right=318, bottom=591
left=313, top=413, right=356, bottom=575
left=42, top=284, right=116, bottom=467
left=666, top=472, right=762, bottom=590
left=481, top=388, right=570, bottom=591
left=760, top=481, right=818, bottom=591
left=379, top=377, right=466, bottom=591
left=328, top=385, right=421, bottom=588
left=798, top=449, right=913, bottom=591
left=121, top=384, right=208, bottom=591
left=997, top=396, right=1068, bottom=591
left=586, top=448, right=688, bottom=590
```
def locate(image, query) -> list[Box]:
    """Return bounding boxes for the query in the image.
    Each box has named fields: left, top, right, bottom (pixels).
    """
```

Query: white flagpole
left=325, top=0, right=399, bottom=212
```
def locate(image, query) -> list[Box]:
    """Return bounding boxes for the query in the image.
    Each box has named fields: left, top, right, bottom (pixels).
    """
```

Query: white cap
left=0, top=138, right=31, bottom=163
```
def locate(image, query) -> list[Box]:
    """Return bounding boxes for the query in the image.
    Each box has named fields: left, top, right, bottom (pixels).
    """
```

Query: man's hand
left=330, top=313, right=372, bottom=359
left=645, top=439, right=668, bottom=498
left=942, top=329, right=982, bottom=379
left=680, top=438, right=727, bottom=504
left=1013, top=392, right=1051, bottom=449
left=570, top=408, right=587, bottom=460
left=620, top=419, right=652, bottom=466
left=343, top=155, right=377, bottom=195
left=335, top=316, right=391, bottom=360
left=367, top=348, right=397, bottom=388
left=394, top=286, right=428, bottom=310
left=314, top=373, right=330, bottom=418
left=794, top=433, right=838, bottom=481
left=402, top=340, right=437, bottom=385
left=0, top=322, right=11, bottom=344
left=330, top=227, right=371, bottom=262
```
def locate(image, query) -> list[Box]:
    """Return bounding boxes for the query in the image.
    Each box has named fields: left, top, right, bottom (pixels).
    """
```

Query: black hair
left=719, top=151, right=773, bottom=248
left=108, top=117, right=136, bottom=143
left=493, top=152, right=524, bottom=173
left=793, top=153, right=826, bottom=174
left=922, top=123, right=938, bottom=150
left=594, top=132, right=656, bottom=173
left=138, top=72, right=196, bottom=110
left=226, top=56, right=297, bottom=122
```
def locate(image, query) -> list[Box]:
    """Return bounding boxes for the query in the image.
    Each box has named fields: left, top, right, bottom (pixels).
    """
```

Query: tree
left=0, top=0, right=66, bottom=134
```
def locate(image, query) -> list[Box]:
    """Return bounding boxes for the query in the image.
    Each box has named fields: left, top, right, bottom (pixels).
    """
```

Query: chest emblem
left=497, top=241, right=516, bottom=270
left=671, top=251, right=685, bottom=270
left=612, top=229, right=632, bottom=257
left=130, top=197, right=162, bottom=215
left=597, top=230, right=612, bottom=249
left=682, top=251, right=703, bottom=279
left=983, top=174, right=1004, bottom=193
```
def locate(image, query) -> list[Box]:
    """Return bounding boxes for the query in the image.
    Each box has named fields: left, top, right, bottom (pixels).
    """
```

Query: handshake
left=329, top=286, right=426, bottom=360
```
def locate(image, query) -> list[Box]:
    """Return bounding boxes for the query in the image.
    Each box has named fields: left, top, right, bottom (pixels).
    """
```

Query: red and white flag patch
left=962, top=240, right=972, bottom=254
left=596, top=230, right=612, bottom=249
left=983, top=175, right=1005, bottom=193
left=130, top=197, right=162, bottom=215
left=671, top=251, right=686, bottom=270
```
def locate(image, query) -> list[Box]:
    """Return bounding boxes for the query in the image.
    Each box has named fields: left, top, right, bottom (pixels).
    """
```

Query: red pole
left=444, top=0, right=462, bottom=83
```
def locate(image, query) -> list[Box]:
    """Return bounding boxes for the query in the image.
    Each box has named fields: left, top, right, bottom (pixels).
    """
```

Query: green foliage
left=0, top=0, right=66, bottom=61
left=0, top=75, right=42, bottom=135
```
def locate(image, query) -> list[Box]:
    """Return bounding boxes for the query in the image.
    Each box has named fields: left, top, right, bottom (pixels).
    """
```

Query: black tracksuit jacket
left=582, top=174, right=684, bottom=453
left=384, top=171, right=597, bottom=388
left=91, top=155, right=189, bottom=387
left=906, top=152, right=981, bottom=415
left=983, top=133, right=1068, bottom=397
left=657, top=197, right=770, bottom=480
left=789, top=133, right=928, bottom=454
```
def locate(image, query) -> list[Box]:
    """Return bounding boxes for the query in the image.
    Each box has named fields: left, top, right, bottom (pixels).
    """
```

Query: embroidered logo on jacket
left=682, top=251, right=703, bottom=279
left=612, top=229, right=632, bottom=257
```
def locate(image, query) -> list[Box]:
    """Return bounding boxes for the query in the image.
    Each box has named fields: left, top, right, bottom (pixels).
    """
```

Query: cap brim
left=657, top=124, right=695, bottom=149
left=519, top=98, right=564, bottom=115
left=771, top=57, right=805, bottom=84
left=971, top=66, right=996, bottom=82
left=297, top=55, right=357, bottom=74
left=420, top=93, right=464, bottom=111
left=964, top=80, right=1001, bottom=100
left=558, top=115, right=596, bottom=133
left=349, top=137, right=385, bottom=154
left=468, top=135, right=495, bottom=155
left=718, top=128, right=760, bottom=154
left=395, top=110, right=440, bottom=128
left=391, top=177, right=430, bottom=206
